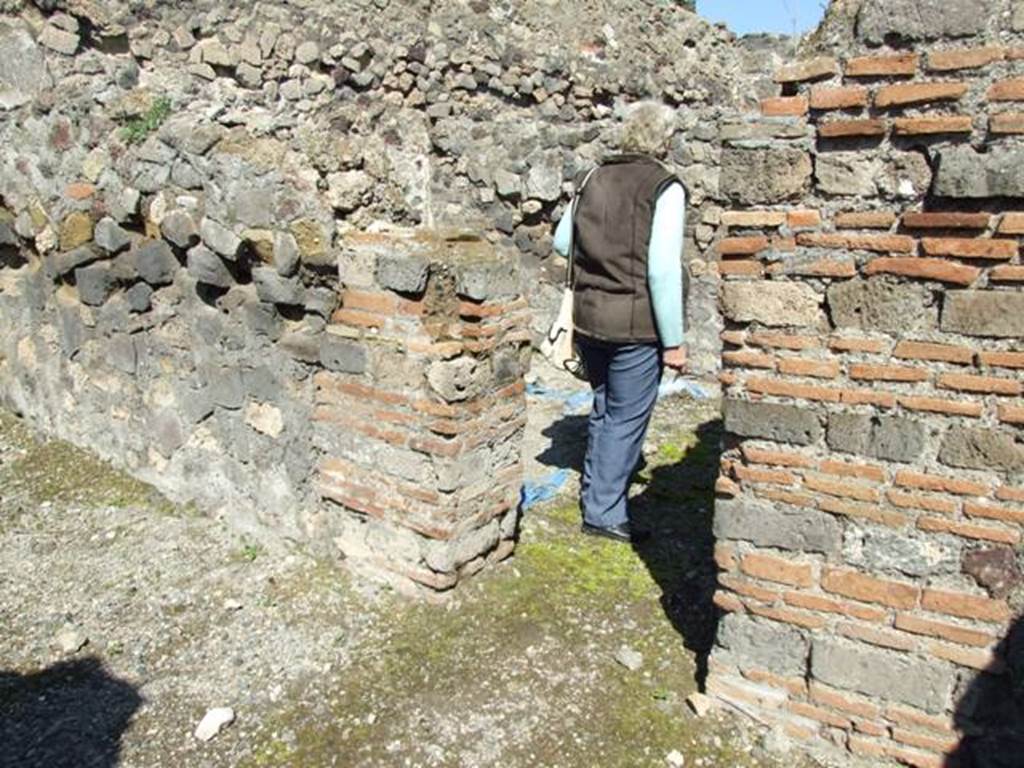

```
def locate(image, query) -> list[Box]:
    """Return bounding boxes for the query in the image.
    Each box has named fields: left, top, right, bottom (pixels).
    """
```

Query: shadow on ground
left=536, top=408, right=723, bottom=689
left=947, top=615, right=1024, bottom=768
left=0, top=656, right=142, bottom=768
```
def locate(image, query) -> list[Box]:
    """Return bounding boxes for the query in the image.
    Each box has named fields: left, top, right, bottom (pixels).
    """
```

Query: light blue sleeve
left=552, top=204, right=573, bottom=258
left=647, top=182, right=686, bottom=349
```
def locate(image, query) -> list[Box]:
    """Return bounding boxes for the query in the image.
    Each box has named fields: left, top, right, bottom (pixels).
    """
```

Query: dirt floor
left=0, top=358, right=833, bottom=768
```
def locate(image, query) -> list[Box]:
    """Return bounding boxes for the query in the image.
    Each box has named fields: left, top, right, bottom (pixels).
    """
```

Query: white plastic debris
left=194, top=707, right=235, bottom=742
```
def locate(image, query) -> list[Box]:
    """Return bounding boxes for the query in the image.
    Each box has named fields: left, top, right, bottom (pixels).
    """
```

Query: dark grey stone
left=376, top=253, right=429, bottom=293
left=95, top=296, right=132, bottom=336
left=200, top=217, right=241, bottom=259
left=812, top=637, right=954, bottom=713
left=161, top=210, right=199, bottom=249
left=58, top=303, right=85, bottom=358
left=273, top=231, right=301, bottom=277
left=149, top=408, right=185, bottom=458
left=714, top=497, right=842, bottom=555
left=53, top=246, right=103, bottom=277
left=135, top=239, right=178, bottom=286
left=94, top=217, right=131, bottom=253
left=0, top=20, right=52, bottom=110
left=133, top=162, right=171, bottom=193
left=720, top=147, right=812, bottom=205
left=240, top=300, right=283, bottom=341
left=186, top=244, right=234, bottom=288
left=320, top=335, right=368, bottom=374
left=843, top=527, right=960, bottom=579
left=279, top=328, right=321, bottom=363
left=207, top=368, right=246, bottom=410
left=125, top=282, right=153, bottom=313
left=457, top=259, right=519, bottom=301
left=939, top=427, right=1024, bottom=473
left=858, top=0, right=988, bottom=44
left=0, top=219, right=16, bottom=247
left=827, top=413, right=926, bottom=464
left=233, top=187, right=273, bottom=228
left=178, top=384, right=215, bottom=424
left=941, top=291, right=1024, bottom=339
left=828, top=277, right=937, bottom=334
left=106, top=333, right=137, bottom=375
left=723, top=399, right=822, bottom=446
left=242, top=365, right=282, bottom=401
left=934, top=146, right=1024, bottom=199
left=303, top=286, right=338, bottom=319
left=171, top=159, right=204, bottom=190
left=716, top=613, right=809, bottom=678
left=253, top=267, right=305, bottom=306
left=75, top=263, right=115, bottom=306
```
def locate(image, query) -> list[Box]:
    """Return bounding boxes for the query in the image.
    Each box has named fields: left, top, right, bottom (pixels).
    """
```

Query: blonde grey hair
left=617, top=101, right=677, bottom=156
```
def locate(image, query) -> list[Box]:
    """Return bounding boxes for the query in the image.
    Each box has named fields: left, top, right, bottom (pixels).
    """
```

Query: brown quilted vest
left=571, top=155, right=680, bottom=344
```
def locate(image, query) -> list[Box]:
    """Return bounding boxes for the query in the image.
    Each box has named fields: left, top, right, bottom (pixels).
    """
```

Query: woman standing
left=552, top=103, right=688, bottom=543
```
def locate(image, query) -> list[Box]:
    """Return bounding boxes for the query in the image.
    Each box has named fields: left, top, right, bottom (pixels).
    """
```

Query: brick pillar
left=313, top=230, right=530, bottom=599
left=708, top=20, right=1024, bottom=767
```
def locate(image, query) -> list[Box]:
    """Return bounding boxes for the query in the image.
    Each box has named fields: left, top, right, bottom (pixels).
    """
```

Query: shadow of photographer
left=946, top=614, right=1024, bottom=768
left=0, top=656, right=142, bottom=768
left=535, top=410, right=723, bottom=688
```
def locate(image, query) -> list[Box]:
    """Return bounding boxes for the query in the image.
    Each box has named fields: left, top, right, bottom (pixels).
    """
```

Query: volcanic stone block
left=724, top=399, right=823, bottom=445
left=94, top=217, right=131, bottom=253
left=716, top=613, right=809, bottom=678
left=53, top=246, right=103, bottom=277
left=828, top=277, right=937, bottom=334
left=827, top=413, right=926, bottom=463
left=200, top=217, right=241, bottom=259
left=941, top=291, right=1024, bottom=338
left=161, top=210, right=199, bottom=249
left=457, top=258, right=519, bottom=301
left=858, top=0, right=988, bottom=43
left=75, top=263, right=115, bottom=306
left=135, top=240, right=178, bottom=286
left=934, top=146, right=1024, bottom=199
left=125, top=282, right=152, bottom=313
left=815, top=154, right=879, bottom=197
left=253, top=267, right=305, bottom=306
left=721, top=148, right=812, bottom=205
left=721, top=282, right=823, bottom=328
left=939, top=427, right=1024, bottom=472
left=376, top=252, right=430, bottom=293
left=0, top=20, right=52, bottom=110
left=319, top=335, right=367, bottom=374
left=714, top=497, right=842, bottom=555
left=812, top=637, right=955, bottom=713
left=187, top=244, right=233, bottom=288
left=843, top=527, right=960, bottom=578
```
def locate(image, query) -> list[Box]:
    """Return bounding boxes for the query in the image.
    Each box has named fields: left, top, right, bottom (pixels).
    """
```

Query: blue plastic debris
left=658, top=375, right=711, bottom=400
left=520, top=469, right=571, bottom=510
left=526, top=381, right=593, bottom=414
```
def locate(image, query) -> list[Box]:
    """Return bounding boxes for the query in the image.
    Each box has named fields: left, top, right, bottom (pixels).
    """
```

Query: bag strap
left=566, top=167, right=599, bottom=289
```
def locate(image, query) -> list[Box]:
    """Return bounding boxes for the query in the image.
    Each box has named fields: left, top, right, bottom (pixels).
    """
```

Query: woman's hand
left=663, top=346, right=688, bottom=372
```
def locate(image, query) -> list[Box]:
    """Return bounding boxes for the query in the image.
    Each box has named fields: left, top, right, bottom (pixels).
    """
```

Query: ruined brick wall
left=0, top=0, right=766, bottom=593
left=709, top=0, right=1024, bottom=764
left=0, top=0, right=795, bottom=377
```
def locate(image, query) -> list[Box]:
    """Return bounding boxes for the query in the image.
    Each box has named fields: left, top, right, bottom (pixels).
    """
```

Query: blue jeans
left=577, top=336, right=663, bottom=528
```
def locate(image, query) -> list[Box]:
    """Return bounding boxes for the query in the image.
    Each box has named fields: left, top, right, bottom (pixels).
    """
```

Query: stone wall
left=0, top=0, right=795, bottom=378
left=0, top=0, right=780, bottom=592
left=709, top=0, right=1024, bottom=764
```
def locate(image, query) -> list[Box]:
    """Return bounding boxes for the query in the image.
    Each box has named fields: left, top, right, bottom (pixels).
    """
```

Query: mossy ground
left=239, top=398, right=806, bottom=768
left=0, top=398, right=821, bottom=768
left=0, top=411, right=179, bottom=521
